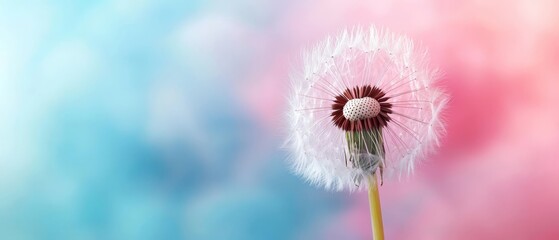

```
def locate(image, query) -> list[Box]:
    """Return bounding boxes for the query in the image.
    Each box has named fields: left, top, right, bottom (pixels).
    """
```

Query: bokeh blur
left=1, top=0, right=559, bottom=239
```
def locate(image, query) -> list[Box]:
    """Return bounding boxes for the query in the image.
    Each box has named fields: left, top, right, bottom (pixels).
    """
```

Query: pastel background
left=1, top=0, right=558, bottom=239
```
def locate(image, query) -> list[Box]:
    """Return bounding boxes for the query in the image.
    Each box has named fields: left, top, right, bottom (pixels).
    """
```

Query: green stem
left=345, top=129, right=385, bottom=239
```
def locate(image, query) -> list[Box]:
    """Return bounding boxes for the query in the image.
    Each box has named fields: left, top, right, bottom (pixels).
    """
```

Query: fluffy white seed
left=286, top=26, right=448, bottom=191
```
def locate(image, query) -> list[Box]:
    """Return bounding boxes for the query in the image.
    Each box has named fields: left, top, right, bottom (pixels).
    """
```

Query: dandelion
left=286, top=26, right=447, bottom=239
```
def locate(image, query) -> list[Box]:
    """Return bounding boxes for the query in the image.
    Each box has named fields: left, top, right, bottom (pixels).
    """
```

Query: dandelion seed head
left=286, top=26, right=448, bottom=191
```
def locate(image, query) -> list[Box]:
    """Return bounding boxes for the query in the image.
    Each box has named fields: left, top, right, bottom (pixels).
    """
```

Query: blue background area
left=0, top=1, right=347, bottom=239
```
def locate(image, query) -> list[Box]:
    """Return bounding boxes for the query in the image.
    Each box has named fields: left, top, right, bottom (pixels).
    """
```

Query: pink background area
left=243, top=1, right=559, bottom=239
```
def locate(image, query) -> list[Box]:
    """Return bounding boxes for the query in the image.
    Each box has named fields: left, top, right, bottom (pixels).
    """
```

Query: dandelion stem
left=368, top=173, right=384, bottom=240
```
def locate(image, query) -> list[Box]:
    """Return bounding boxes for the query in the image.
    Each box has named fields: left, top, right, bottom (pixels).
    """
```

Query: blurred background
left=1, top=0, right=559, bottom=239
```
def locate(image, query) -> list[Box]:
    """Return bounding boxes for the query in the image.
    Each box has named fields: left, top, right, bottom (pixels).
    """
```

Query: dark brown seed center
left=330, top=85, right=393, bottom=131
